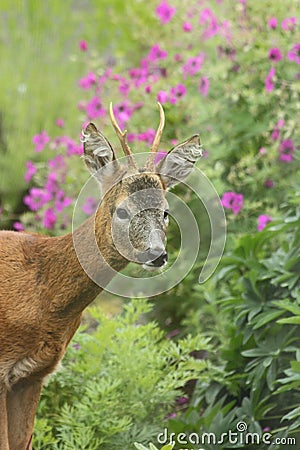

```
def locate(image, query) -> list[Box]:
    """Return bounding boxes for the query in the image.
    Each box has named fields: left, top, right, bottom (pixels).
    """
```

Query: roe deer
left=0, top=103, right=202, bottom=449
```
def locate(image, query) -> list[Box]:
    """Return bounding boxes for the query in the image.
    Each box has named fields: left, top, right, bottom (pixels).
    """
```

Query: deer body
left=0, top=103, right=202, bottom=449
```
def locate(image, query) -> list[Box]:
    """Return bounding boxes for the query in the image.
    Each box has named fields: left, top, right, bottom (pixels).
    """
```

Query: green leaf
left=252, top=310, right=285, bottom=329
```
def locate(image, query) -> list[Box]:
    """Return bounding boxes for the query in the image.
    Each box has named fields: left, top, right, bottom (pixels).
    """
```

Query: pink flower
left=55, top=118, right=64, bottom=127
left=137, top=129, right=156, bottom=145
left=48, top=155, right=65, bottom=170
left=183, top=21, right=193, bottom=32
left=13, top=222, right=24, bottom=231
left=24, top=161, right=37, bottom=183
left=155, top=0, right=176, bottom=24
left=86, top=97, right=106, bottom=120
left=82, top=197, right=98, bottom=215
left=287, top=43, right=300, bottom=65
left=268, top=47, right=283, bottom=62
left=54, top=190, right=72, bottom=213
left=155, top=151, right=167, bottom=165
left=279, top=139, right=295, bottom=162
left=43, top=208, right=57, bottom=229
left=32, top=131, right=50, bottom=152
left=182, top=53, right=205, bottom=77
left=259, top=147, right=267, bottom=155
left=268, top=17, right=277, bottom=29
left=271, top=119, right=284, bottom=140
left=221, top=192, right=243, bottom=215
left=198, top=77, right=210, bottom=97
left=148, top=44, right=168, bottom=62
left=169, top=84, right=187, bottom=104
left=199, top=8, right=219, bottom=39
left=78, top=72, right=97, bottom=90
left=157, top=90, right=169, bottom=103
left=264, top=179, right=274, bottom=188
left=281, top=17, right=297, bottom=31
left=24, top=188, right=52, bottom=211
left=265, top=67, right=276, bottom=92
left=79, top=40, right=88, bottom=51
left=257, top=215, right=272, bottom=231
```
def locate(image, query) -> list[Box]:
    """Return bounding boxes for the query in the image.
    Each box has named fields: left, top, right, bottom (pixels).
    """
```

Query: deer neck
left=39, top=210, right=127, bottom=317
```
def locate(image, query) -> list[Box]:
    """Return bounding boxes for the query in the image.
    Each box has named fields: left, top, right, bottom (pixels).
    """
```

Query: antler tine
left=109, top=102, right=134, bottom=159
left=145, top=102, right=165, bottom=170
left=150, top=102, right=165, bottom=154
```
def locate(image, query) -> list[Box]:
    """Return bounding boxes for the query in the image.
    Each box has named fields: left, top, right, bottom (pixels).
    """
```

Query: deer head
left=81, top=103, right=203, bottom=271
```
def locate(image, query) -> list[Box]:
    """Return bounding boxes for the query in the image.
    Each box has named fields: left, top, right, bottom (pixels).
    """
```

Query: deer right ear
left=156, top=134, right=203, bottom=189
left=82, top=123, right=119, bottom=179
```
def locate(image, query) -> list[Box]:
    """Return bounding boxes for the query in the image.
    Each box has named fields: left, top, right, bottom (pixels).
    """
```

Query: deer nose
left=138, top=247, right=168, bottom=267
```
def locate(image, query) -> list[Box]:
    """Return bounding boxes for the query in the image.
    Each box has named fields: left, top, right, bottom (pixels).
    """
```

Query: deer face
left=82, top=103, right=203, bottom=271
left=110, top=173, right=169, bottom=269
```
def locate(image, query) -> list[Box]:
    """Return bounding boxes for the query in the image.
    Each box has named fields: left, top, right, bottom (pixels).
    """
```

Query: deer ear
left=82, top=123, right=119, bottom=178
left=156, top=135, right=203, bottom=189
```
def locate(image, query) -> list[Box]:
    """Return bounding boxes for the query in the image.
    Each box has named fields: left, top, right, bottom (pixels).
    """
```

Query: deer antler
left=146, top=102, right=165, bottom=170
left=109, top=103, right=137, bottom=168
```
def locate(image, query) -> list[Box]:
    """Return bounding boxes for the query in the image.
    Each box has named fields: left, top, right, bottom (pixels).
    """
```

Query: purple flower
left=13, top=222, right=24, bottom=231
left=169, top=83, right=187, bottom=104
left=24, top=188, right=52, bottom=211
left=183, top=21, right=192, bottom=32
left=157, top=90, right=169, bottom=103
left=268, top=47, right=283, bottom=62
left=54, top=190, right=72, bottom=213
left=78, top=72, right=97, bottom=90
left=287, top=43, right=300, bottom=65
left=137, top=129, right=156, bottom=145
left=182, top=53, right=205, bottom=77
left=24, top=161, right=37, bottom=183
left=198, top=77, right=210, bottom=97
left=264, top=179, right=274, bottom=188
left=268, top=17, right=277, bottom=29
left=55, top=118, right=64, bottom=127
left=155, top=151, right=167, bottom=165
left=86, top=97, right=106, bottom=120
left=221, top=192, right=243, bottom=215
left=79, top=40, right=88, bottom=51
left=82, top=197, right=98, bottom=215
left=271, top=119, right=284, bottom=140
left=155, top=0, right=176, bottom=25
left=281, top=17, right=297, bottom=31
left=279, top=139, right=295, bottom=162
left=148, top=44, right=168, bottom=62
left=265, top=67, right=276, bottom=92
left=43, top=208, right=57, bottom=229
left=258, top=215, right=272, bottom=231
left=199, top=8, right=219, bottom=39
left=32, top=131, right=50, bottom=152
left=48, top=155, right=65, bottom=170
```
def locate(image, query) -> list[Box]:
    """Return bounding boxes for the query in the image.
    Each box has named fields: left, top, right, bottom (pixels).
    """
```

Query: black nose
left=137, top=248, right=168, bottom=267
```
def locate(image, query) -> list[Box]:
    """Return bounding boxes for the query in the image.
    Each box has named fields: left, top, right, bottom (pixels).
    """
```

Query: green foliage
left=176, top=203, right=300, bottom=448
left=34, top=299, right=210, bottom=449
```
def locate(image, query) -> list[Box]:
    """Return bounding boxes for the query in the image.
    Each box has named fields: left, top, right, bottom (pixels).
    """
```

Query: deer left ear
left=156, top=135, right=203, bottom=189
left=82, top=123, right=119, bottom=179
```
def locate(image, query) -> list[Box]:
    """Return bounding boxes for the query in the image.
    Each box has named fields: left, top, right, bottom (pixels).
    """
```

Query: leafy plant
left=33, top=299, right=210, bottom=449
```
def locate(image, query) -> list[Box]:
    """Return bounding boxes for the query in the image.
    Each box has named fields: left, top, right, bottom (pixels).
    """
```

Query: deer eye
left=164, top=210, right=169, bottom=220
left=116, top=207, right=130, bottom=220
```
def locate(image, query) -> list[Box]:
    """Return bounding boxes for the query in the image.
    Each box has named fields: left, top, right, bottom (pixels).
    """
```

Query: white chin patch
left=142, top=261, right=167, bottom=271
left=142, top=263, right=159, bottom=272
